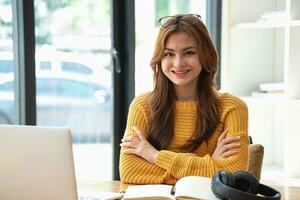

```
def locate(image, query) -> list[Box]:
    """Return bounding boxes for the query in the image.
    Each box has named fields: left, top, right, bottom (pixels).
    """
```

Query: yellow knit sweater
left=119, top=92, right=249, bottom=190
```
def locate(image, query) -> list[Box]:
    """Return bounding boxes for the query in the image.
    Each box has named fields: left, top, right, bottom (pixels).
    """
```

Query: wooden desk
left=78, top=181, right=121, bottom=193
left=78, top=181, right=300, bottom=200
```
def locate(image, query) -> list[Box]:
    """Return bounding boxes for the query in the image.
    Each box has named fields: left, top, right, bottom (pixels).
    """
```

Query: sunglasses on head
left=158, top=14, right=202, bottom=28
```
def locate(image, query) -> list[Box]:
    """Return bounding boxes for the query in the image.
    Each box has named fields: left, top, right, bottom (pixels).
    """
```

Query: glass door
left=34, top=0, right=113, bottom=181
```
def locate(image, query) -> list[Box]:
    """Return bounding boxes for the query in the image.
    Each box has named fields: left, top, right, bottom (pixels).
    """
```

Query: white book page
left=174, top=176, right=218, bottom=200
left=123, top=184, right=174, bottom=200
left=78, top=190, right=124, bottom=200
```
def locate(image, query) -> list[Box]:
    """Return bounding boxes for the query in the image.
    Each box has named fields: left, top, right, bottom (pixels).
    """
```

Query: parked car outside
left=0, top=53, right=112, bottom=143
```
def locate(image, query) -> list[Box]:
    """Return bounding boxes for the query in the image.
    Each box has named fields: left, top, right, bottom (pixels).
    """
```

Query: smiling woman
left=119, top=13, right=249, bottom=190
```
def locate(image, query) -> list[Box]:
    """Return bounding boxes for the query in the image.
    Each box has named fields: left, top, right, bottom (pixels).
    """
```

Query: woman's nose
left=173, top=56, right=186, bottom=67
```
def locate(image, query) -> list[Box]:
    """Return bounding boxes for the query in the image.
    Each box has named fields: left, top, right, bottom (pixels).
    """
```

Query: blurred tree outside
left=35, top=0, right=111, bottom=50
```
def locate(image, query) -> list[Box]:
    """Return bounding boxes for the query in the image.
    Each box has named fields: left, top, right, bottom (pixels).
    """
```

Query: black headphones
left=211, top=170, right=281, bottom=200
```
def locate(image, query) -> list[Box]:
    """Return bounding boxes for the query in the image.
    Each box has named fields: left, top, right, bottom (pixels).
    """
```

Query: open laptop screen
left=0, top=125, right=78, bottom=200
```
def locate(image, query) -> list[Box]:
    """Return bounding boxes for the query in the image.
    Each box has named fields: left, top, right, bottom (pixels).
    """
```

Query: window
left=34, top=0, right=113, bottom=181
left=61, top=61, right=93, bottom=75
left=0, top=0, right=15, bottom=125
left=0, top=80, right=13, bottom=91
left=0, top=60, right=13, bottom=73
left=40, top=61, right=51, bottom=70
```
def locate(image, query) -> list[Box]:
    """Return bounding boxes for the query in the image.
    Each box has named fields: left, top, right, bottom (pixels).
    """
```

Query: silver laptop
left=0, top=125, right=78, bottom=200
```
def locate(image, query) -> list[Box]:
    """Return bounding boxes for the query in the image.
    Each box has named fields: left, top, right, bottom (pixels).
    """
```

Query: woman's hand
left=212, top=129, right=241, bottom=159
left=120, top=126, right=159, bottom=163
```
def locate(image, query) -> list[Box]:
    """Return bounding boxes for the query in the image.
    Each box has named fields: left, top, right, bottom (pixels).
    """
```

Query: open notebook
left=0, top=124, right=123, bottom=200
left=123, top=176, right=218, bottom=200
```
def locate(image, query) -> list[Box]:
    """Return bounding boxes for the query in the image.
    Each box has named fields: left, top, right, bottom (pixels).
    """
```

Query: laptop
left=0, top=125, right=78, bottom=200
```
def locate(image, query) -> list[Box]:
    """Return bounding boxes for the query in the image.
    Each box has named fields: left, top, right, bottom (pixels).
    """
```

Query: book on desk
left=122, top=176, right=217, bottom=200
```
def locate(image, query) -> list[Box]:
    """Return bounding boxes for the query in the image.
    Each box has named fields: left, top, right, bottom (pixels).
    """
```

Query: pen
left=171, top=186, right=176, bottom=195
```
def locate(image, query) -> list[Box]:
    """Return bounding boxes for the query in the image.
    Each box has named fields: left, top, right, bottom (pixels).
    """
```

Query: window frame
left=12, top=0, right=36, bottom=125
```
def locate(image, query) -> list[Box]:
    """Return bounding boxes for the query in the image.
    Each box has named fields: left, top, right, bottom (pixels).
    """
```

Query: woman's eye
left=185, top=51, right=195, bottom=56
left=164, top=52, right=173, bottom=57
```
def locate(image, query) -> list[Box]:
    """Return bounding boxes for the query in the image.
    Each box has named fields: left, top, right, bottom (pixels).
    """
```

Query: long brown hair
left=148, top=14, right=220, bottom=152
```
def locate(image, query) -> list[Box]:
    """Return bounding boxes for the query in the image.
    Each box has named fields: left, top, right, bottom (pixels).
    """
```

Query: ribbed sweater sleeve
left=155, top=94, right=249, bottom=180
left=119, top=94, right=171, bottom=188
left=119, top=92, right=249, bottom=188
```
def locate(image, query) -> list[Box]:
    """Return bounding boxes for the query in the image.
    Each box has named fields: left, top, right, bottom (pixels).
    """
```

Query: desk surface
left=78, top=180, right=300, bottom=200
left=78, top=181, right=121, bottom=193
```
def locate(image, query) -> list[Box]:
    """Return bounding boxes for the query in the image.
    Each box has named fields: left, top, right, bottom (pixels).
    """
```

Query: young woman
left=119, top=14, right=249, bottom=189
